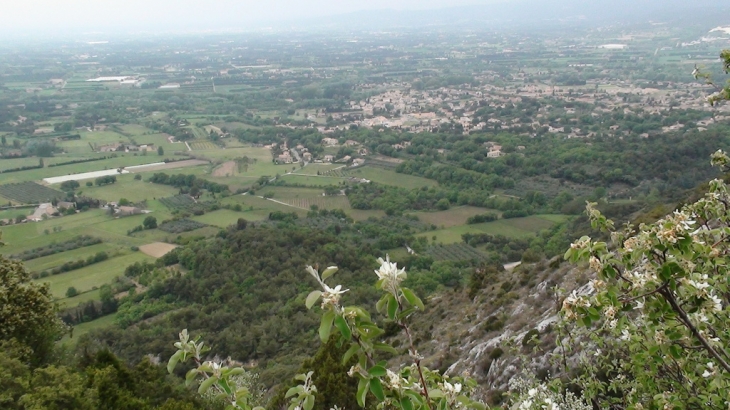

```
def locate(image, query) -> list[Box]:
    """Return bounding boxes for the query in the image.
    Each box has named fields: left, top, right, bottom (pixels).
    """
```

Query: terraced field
left=189, top=140, right=220, bottom=150
left=0, top=181, right=66, bottom=203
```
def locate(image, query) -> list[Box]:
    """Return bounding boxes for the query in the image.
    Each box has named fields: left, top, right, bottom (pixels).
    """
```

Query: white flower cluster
left=439, top=380, right=465, bottom=408
left=509, top=375, right=590, bottom=410
left=561, top=290, right=591, bottom=320
left=375, top=255, right=407, bottom=296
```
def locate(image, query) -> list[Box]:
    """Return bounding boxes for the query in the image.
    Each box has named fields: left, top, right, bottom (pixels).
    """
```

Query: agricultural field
left=60, top=313, right=118, bottom=345
left=189, top=140, right=220, bottom=150
left=410, top=206, right=499, bottom=228
left=0, top=156, right=45, bottom=172
left=78, top=174, right=179, bottom=202
left=190, top=209, right=247, bottom=227
left=426, top=243, right=490, bottom=262
left=0, top=181, right=66, bottom=204
left=256, top=186, right=351, bottom=210
left=157, top=218, right=208, bottom=233
left=417, top=214, right=570, bottom=244
left=32, top=251, right=154, bottom=299
left=279, top=174, right=345, bottom=186
left=344, top=166, right=438, bottom=189
left=232, top=194, right=309, bottom=218
left=138, top=242, right=178, bottom=258
left=23, top=242, right=118, bottom=273
left=297, top=163, right=345, bottom=175
left=159, top=194, right=214, bottom=213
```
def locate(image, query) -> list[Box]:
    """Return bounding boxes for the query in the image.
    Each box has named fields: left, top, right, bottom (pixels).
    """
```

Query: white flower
left=321, top=284, right=349, bottom=308
left=375, top=255, right=407, bottom=294
left=528, top=388, right=538, bottom=397
left=709, top=294, right=722, bottom=312
left=702, top=362, right=716, bottom=378
left=588, top=256, right=602, bottom=272
left=384, top=369, right=403, bottom=390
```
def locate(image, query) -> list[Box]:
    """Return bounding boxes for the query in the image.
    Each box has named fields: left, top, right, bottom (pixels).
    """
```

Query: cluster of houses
left=277, top=73, right=730, bottom=139
left=96, top=143, right=157, bottom=153
left=269, top=138, right=368, bottom=165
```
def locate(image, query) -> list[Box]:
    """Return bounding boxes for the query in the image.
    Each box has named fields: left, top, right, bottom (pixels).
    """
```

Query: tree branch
left=661, top=288, right=730, bottom=374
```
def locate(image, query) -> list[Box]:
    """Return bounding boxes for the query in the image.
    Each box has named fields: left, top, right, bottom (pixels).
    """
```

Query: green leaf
left=285, top=386, right=301, bottom=398
left=342, top=344, right=359, bottom=365
left=305, top=290, right=322, bottom=309
left=468, top=402, right=487, bottom=410
left=401, top=287, right=424, bottom=310
left=397, top=306, right=417, bottom=320
left=357, top=377, right=369, bottom=408
left=401, top=396, right=414, bottom=410
left=429, top=389, right=445, bottom=398
left=369, top=377, right=385, bottom=401
left=587, top=307, right=600, bottom=321
left=669, top=344, right=682, bottom=359
left=228, top=367, right=245, bottom=376
left=167, top=351, right=181, bottom=374
left=334, top=315, right=352, bottom=340
left=185, top=368, right=198, bottom=387
left=660, top=261, right=684, bottom=281
left=303, top=394, right=315, bottom=410
left=319, top=310, right=335, bottom=342
left=376, top=295, right=388, bottom=313
left=198, top=376, right=218, bottom=394
left=387, top=294, right=398, bottom=320
left=368, top=365, right=387, bottom=377
left=321, top=266, right=338, bottom=281
left=373, top=342, right=398, bottom=354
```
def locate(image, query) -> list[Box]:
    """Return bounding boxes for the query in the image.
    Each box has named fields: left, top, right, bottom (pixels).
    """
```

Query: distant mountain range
left=278, top=0, right=730, bottom=31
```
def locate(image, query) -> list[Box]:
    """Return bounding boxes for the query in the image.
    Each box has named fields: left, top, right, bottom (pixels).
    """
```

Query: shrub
left=521, top=328, right=540, bottom=347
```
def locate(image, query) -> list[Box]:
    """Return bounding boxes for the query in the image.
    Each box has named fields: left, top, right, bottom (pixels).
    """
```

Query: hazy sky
left=0, top=0, right=504, bottom=34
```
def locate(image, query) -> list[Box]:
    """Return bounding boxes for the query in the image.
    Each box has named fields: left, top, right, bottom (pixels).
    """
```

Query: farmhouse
left=323, top=155, right=334, bottom=163
left=116, top=206, right=142, bottom=216
left=321, top=137, right=339, bottom=146
left=27, top=203, right=58, bottom=222
left=57, top=201, right=75, bottom=210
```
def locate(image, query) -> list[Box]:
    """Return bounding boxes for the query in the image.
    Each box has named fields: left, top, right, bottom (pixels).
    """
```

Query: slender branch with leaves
left=304, top=256, right=486, bottom=410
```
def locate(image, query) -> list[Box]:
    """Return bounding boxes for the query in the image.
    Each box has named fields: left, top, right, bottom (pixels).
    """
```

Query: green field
left=298, top=163, right=344, bottom=175
left=24, top=242, right=118, bottom=273
left=33, top=252, right=154, bottom=298
left=344, top=166, right=438, bottom=189
left=417, top=214, right=571, bottom=244
left=256, top=186, right=351, bottom=210
left=56, top=288, right=102, bottom=309
left=60, top=313, right=118, bottom=345
left=225, top=194, right=309, bottom=218
left=0, top=208, right=174, bottom=256
left=190, top=209, right=248, bottom=227
left=78, top=175, right=180, bottom=202
left=410, top=206, right=499, bottom=228
left=279, top=174, right=345, bottom=186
